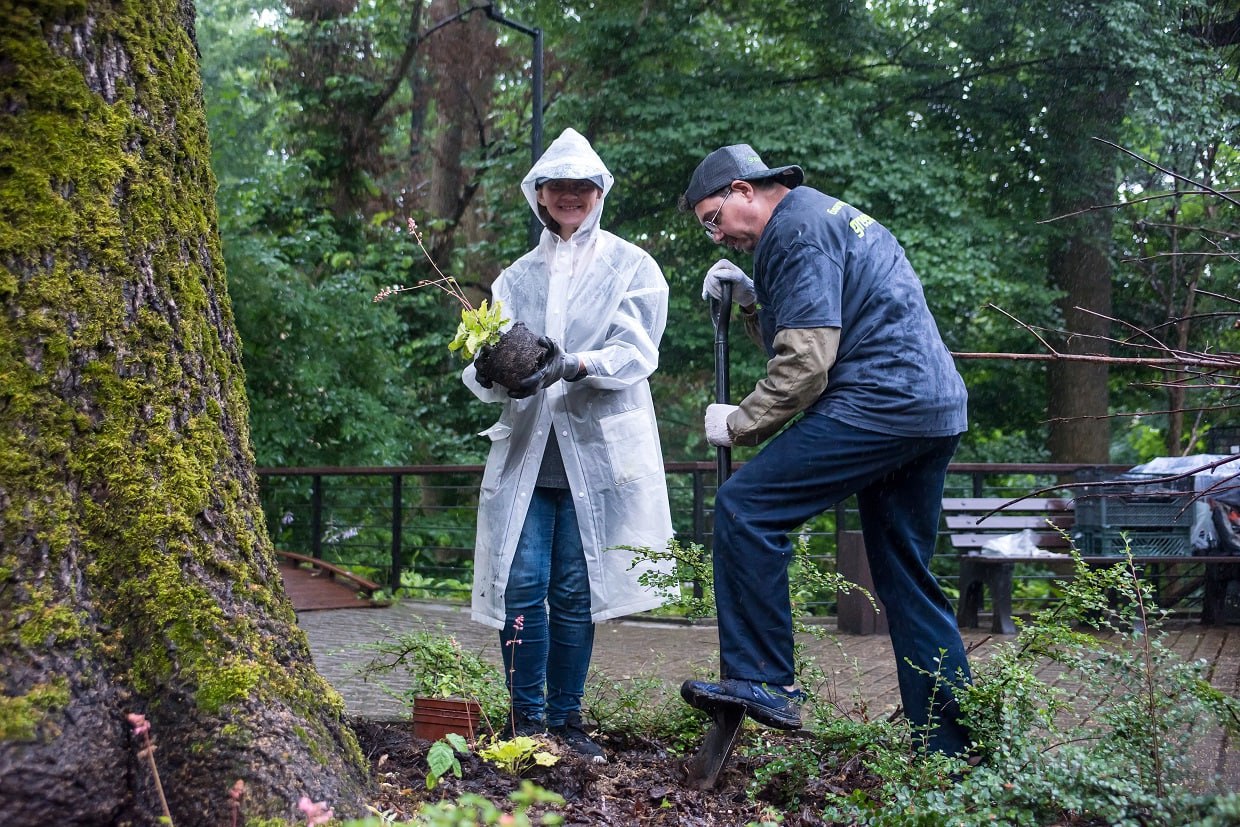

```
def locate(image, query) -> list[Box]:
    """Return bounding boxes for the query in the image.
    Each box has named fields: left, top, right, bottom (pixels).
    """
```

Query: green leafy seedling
left=449, top=299, right=509, bottom=360
left=426, top=732, right=469, bottom=790
left=477, top=735, right=559, bottom=776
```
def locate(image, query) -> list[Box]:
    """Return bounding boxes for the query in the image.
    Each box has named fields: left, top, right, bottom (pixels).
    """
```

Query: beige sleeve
left=728, top=326, right=841, bottom=447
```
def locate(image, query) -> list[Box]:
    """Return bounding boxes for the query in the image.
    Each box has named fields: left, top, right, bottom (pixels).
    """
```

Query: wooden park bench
left=944, top=497, right=1240, bottom=635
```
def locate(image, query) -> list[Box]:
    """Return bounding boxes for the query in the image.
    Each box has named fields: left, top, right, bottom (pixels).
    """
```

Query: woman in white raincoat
left=462, top=128, right=675, bottom=761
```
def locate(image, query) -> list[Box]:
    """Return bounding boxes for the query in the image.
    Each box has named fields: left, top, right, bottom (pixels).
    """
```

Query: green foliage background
left=196, top=0, right=1240, bottom=471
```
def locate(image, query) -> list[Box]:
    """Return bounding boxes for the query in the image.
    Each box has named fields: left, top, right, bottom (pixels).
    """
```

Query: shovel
left=683, top=282, right=747, bottom=791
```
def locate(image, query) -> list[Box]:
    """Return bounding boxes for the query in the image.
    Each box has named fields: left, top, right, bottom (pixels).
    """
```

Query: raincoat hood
left=521, top=128, right=615, bottom=237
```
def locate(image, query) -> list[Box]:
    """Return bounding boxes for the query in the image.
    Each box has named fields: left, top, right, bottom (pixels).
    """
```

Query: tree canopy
left=197, top=0, right=1240, bottom=469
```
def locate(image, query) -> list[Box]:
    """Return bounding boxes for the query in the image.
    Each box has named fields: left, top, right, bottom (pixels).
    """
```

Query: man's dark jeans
left=712, top=412, right=971, bottom=755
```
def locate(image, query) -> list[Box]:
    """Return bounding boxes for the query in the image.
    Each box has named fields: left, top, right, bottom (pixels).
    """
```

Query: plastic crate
left=1073, top=490, right=1196, bottom=530
left=1071, top=528, right=1194, bottom=557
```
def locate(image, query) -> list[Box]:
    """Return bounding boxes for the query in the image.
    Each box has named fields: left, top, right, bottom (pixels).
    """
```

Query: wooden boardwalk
left=278, top=550, right=387, bottom=612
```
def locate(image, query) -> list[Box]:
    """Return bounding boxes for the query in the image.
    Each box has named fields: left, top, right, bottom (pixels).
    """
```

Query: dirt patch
left=352, top=718, right=881, bottom=825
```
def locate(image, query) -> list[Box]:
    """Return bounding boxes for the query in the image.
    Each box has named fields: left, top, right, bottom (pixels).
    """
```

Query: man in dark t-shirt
left=677, top=144, right=972, bottom=757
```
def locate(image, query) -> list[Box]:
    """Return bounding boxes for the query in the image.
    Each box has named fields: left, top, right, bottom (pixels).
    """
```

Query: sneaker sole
left=680, top=681, right=801, bottom=730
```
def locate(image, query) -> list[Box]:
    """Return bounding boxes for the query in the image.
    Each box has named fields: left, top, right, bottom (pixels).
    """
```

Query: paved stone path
left=298, top=600, right=1238, bottom=792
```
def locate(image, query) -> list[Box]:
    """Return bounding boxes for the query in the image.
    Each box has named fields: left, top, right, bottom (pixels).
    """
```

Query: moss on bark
left=0, top=1, right=370, bottom=823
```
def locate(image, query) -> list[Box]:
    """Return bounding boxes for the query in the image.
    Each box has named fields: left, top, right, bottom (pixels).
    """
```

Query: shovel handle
left=711, top=282, right=733, bottom=486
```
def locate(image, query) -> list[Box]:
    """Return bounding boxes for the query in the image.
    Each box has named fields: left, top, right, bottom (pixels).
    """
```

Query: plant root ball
left=475, top=322, right=549, bottom=390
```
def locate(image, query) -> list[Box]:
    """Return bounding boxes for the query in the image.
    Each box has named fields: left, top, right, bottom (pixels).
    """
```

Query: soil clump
left=475, top=322, right=548, bottom=390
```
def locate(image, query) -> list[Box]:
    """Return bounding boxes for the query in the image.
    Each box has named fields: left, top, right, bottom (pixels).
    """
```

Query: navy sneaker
left=548, top=711, right=607, bottom=764
left=500, top=712, right=546, bottom=739
left=681, top=678, right=805, bottom=730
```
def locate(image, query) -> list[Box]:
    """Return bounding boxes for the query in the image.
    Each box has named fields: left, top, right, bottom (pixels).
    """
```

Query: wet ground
left=298, top=599, right=1239, bottom=792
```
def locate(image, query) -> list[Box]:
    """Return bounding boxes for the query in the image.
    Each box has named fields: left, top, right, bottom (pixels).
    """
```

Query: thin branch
left=987, top=304, right=1061, bottom=355
left=1093, top=138, right=1240, bottom=208
left=951, top=352, right=1237, bottom=369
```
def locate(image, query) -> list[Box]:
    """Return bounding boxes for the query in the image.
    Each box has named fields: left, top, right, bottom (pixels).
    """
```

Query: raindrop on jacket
left=463, top=128, right=676, bottom=629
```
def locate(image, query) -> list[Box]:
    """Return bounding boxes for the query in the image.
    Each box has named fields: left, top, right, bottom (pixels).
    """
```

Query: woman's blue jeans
left=712, top=412, right=972, bottom=755
left=501, top=487, right=594, bottom=727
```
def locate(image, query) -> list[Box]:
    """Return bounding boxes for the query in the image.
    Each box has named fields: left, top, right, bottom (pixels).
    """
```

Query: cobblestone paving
left=298, top=600, right=1238, bottom=792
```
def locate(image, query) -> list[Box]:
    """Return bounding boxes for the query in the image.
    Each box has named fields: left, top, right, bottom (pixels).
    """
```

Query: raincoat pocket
left=479, top=421, right=512, bottom=492
left=599, top=408, right=660, bottom=485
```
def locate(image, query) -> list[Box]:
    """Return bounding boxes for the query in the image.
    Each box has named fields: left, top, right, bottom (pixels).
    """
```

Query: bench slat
left=941, top=497, right=1073, bottom=512
left=944, top=515, right=1073, bottom=530
left=949, top=532, right=1072, bottom=549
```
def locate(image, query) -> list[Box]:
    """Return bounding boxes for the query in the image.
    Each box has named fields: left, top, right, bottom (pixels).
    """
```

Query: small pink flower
left=229, top=779, right=246, bottom=801
left=506, top=614, right=525, bottom=648
left=126, top=712, right=150, bottom=737
left=298, top=795, right=334, bottom=826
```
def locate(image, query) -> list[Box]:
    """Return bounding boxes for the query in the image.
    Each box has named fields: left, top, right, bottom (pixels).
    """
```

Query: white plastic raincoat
left=463, top=128, right=676, bottom=630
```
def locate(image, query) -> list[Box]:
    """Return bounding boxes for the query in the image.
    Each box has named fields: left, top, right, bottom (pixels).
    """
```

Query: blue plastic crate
left=1071, top=528, right=1193, bottom=557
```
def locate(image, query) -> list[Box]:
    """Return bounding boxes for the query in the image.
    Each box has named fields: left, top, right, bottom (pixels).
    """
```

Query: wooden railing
left=257, top=462, right=1137, bottom=615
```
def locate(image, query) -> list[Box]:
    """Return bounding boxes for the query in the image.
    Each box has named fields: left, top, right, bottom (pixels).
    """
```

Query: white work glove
left=700, top=259, right=756, bottom=308
left=705, top=403, right=739, bottom=447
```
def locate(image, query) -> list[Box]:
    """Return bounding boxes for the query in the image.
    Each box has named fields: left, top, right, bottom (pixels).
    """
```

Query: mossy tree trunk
left=0, top=2, right=370, bottom=825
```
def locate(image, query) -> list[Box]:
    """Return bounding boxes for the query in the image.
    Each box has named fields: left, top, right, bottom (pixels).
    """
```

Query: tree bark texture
left=424, top=0, right=502, bottom=296
left=0, top=2, right=370, bottom=825
left=1044, top=78, right=1129, bottom=464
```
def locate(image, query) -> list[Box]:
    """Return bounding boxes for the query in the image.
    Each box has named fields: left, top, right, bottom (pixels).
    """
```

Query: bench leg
left=957, top=559, right=1017, bottom=635
left=1203, top=562, right=1240, bottom=625
left=986, top=563, right=1017, bottom=635
left=956, top=559, right=983, bottom=629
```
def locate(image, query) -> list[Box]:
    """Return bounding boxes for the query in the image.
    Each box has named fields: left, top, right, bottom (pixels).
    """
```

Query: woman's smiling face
left=537, top=179, right=601, bottom=239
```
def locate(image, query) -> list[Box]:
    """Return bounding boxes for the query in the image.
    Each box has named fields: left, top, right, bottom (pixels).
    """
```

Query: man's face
left=694, top=185, right=761, bottom=253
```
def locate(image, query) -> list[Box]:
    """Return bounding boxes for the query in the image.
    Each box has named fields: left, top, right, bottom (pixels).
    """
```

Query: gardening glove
left=507, top=337, right=585, bottom=400
left=472, top=345, right=497, bottom=389
left=705, top=403, right=739, bottom=447
left=701, top=259, right=757, bottom=308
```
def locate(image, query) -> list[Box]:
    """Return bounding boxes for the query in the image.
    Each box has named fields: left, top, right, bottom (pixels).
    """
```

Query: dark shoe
left=500, top=712, right=545, bottom=739
left=548, top=711, right=607, bottom=764
left=681, top=678, right=804, bottom=730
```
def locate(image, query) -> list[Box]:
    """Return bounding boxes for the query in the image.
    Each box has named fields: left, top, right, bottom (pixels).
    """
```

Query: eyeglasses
left=702, top=189, right=733, bottom=238
left=543, top=179, right=599, bottom=195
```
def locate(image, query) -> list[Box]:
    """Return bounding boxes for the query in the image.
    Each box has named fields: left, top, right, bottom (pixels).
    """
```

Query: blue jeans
left=712, top=412, right=971, bottom=755
left=501, top=487, right=594, bottom=727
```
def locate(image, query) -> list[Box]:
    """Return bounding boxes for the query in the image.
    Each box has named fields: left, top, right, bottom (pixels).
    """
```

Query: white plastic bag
left=980, top=529, right=1066, bottom=558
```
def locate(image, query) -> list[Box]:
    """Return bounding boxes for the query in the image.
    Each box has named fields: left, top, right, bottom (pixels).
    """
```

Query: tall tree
left=0, top=1, right=369, bottom=824
left=873, top=0, right=1238, bottom=462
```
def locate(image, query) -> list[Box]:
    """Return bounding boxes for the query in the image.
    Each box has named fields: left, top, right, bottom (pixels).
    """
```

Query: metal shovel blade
left=682, top=697, right=746, bottom=790
left=682, top=283, right=743, bottom=791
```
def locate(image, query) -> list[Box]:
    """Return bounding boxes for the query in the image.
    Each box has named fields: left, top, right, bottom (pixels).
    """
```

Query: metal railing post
left=391, top=473, right=403, bottom=591
left=310, top=474, right=323, bottom=560
left=691, top=468, right=705, bottom=600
